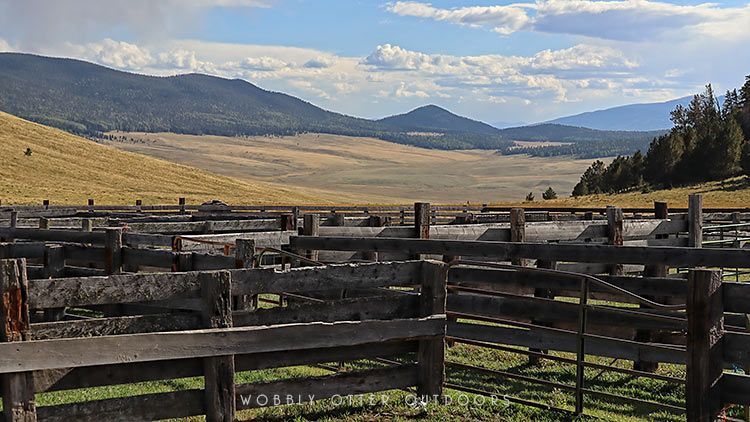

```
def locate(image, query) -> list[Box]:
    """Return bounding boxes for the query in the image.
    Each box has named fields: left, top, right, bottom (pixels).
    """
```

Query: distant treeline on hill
left=572, top=76, right=750, bottom=196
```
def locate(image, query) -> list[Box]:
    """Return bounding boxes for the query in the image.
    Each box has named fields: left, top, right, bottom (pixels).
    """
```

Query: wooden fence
left=288, top=232, right=750, bottom=420
left=0, top=258, right=447, bottom=421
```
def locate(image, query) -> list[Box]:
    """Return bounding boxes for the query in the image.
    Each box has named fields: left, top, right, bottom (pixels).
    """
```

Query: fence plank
left=0, top=316, right=444, bottom=373
left=290, top=236, right=750, bottom=268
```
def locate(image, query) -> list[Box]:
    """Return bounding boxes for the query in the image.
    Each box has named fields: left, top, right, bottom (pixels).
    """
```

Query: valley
left=104, top=131, right=604, bottom=203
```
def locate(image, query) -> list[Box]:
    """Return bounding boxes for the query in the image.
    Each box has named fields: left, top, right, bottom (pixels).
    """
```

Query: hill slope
left=546, top=97, right=694, bottom=131
left=378, top=105, right=499, bottom=135
left=0, top=52, right=380, bottom=137
left=0, top=111, right=345, bottom=205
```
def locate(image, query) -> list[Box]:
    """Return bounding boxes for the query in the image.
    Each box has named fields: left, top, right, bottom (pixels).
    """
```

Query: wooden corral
left=0, top=194, right=749, bottom=421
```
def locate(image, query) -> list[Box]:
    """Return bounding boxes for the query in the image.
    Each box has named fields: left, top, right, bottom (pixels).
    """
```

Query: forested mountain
left=572, top=78, right=750, bottom=196
left=546, top=97, right=695, bottom=131
left=379, top=105, right=500, bottom=135
left=0, top=52, right=667, bottom=154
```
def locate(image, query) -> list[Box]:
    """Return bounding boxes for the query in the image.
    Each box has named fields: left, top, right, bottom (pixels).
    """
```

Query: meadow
left=104, top=132, right=603, bottom=204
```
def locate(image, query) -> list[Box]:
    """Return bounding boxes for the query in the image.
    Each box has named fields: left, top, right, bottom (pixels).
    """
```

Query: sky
left=0, top=0, right=749, bottom=125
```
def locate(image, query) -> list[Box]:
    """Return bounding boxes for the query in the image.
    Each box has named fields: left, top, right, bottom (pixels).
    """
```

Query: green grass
left=28, top=340, right=701, bottom=421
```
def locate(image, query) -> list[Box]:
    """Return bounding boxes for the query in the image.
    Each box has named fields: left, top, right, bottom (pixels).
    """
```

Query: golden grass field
left=4, top=111, right=750, bottom=207
left=0, top=112, right=361, bottom=205
left=105, top=131, right=602, bottom=204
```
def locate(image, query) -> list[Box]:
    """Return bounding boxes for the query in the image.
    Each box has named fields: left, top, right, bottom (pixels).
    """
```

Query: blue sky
left=1, top=0, right=749, bottom=125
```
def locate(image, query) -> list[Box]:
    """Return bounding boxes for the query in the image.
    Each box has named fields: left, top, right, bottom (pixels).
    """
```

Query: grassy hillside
left=502, top=177, right=750, bottom=208
left=0, top=112, right=355, bottom=205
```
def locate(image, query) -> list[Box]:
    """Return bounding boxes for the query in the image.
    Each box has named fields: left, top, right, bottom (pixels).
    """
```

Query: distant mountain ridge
left=546, top=97, right=694, bottom=131
left=0, top=52, right=661, bottom=153
left=378, top=105, right=500, bottom=135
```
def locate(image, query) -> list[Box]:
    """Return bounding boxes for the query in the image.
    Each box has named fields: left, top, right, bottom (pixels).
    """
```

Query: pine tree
left=542, top=187, right=557, bottom=200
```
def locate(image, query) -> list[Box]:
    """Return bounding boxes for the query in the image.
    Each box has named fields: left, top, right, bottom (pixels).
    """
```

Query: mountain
left=546, top=97, right=694, bottom=131
left=0, top=111, right=337, bottom=204
left=0, top=52, right=380, bottom=137
left=0, top=52, right=668, bottom=154
left=378, top=105, right=500, bottom=135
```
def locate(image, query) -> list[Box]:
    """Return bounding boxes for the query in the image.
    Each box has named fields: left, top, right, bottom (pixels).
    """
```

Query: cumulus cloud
left=79, top=39, right=153, bottom=70
left=387, top=1, right=750, bottom=42
left=303, top=56, right=335, bottom=69
left=387, top=1, right=530, bottom=35
left=239, top=56, right=290, bottom=71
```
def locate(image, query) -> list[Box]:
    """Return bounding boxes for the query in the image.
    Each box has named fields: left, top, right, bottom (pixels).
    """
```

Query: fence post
left=200, top=270, right=235, bottom=422
left=234, top=239, right=255, bottom=311
left=689, top=194, right=703, bottom=248
left=635, top=201, right=670, bottom=373
left=135, top=199, right=142, bottom=213
left=607, top=206, right=624, bottom=275
left=413, top=203, right=430, bottom=261
left=81, top=218, right=93, bottom=232
left=179, top=197, right=186, bottom=215
left=530, top=260, right=556, bottom=365
left=4, top=211, right=18, bottom=243
left=686, top=268, right=723, bottom=421
left=104, top=228, right=123, bottom=275
left=292, top=207, right=300, bottom=232
left=510, top=208, right=527, bottom=267
left=42, top=245, right=66, bottom=322
left=87, top=198, right=94, bottom=212
left=1, top=258, right=37, bottom=422
left=302, top=214, right=320, bottom=261
left=38, top=217, right=49, bottom=230
left=417, top=261, right=447, bottom=400
left=399, top=207, right=406, bottom=226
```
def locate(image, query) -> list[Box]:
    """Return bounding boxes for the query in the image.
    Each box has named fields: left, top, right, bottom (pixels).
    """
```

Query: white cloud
left=78, top=39, right=153, bottom=70
left=387, top=1, right=530, bottom=35
left=0, top=38, right=12, bottom=52
left=387, top=1, right=750, bottom=42
left=304, top=56, right=335, bottom=69
left=239, top=56, right=290, bottom=71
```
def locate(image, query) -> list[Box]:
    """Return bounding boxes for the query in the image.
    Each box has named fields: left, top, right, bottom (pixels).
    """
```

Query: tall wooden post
left=200, top=271, right=235, bottom=422
left=291, top=207, right=300, bottom=231
left=42, top=200, right=49, bottom=209
left=234, top=239, right=255, bottom=311
left=686, top=269, right=723, bottom=422
left=413, top=203, right=430, bottom=261
left=607, top=206, right=624, bottom=275
left=5, top=211, right=18, bottom=243
left=38, top=218, right=49, bottom=230
left=417, top=261, right=447, bottom=400
left=302, top=214, right=320, bottom=261
left=530, top=259, right=556, bottom=365
left=135, top=199, right=143, bottom=212
left=689, top=194, right=703, bottom=248
left=87, top=198, right=94, bottom=212
left=510, top=208, right=527, bottom=267
left=104, top=228, right=123, bottom=275
left=635, top=201, right=669, bottom=373
left=1, top=258, right=37, bottom=422
left=42, top=245, right=66, bottom=322
left=179, top=197, right=186, bottom=215
left=81, top=219, right=93, bottom=232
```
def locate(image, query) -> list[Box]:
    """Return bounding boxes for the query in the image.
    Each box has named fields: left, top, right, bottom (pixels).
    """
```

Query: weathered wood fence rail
left=0, top=259, right=447, bottom=421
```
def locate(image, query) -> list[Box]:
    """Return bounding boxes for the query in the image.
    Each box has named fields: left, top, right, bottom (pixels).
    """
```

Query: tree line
left=572, top=76, right=750, bottom=196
